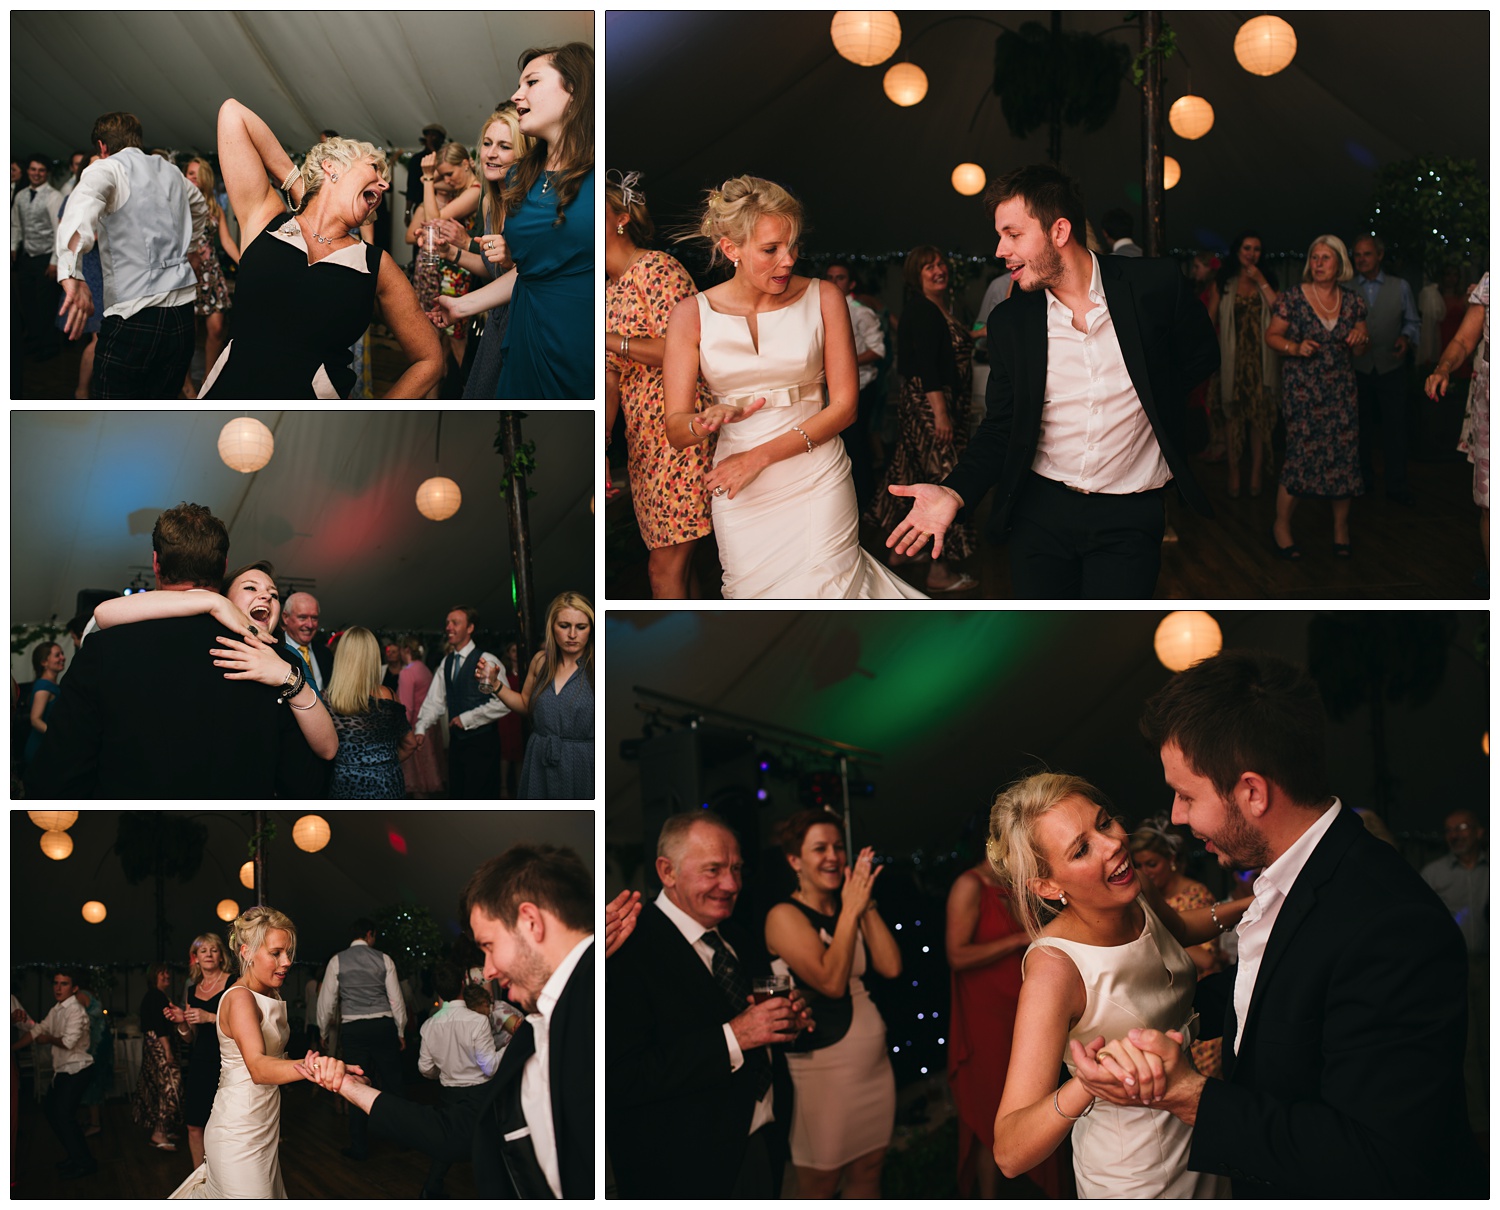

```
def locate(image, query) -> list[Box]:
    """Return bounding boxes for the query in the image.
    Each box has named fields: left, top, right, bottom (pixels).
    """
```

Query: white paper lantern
left=217, top=417, right=275, bottom=473
left=216, top=899, right=240, bottom=923
left=239, top=861, right=256, bottom=890
left=416, top=476, right=462, bottom=521
left=293, top=814, right=332, bottom=853
left=1164, top=156, right=1182, bottom=190
left=1153, top=611, right=1222, bottom=671
left=1234, top=15, right=1297, bottom=77
left=883, top=62, right=928, bottom=107
left=830, top=11, right=901, bottom=67
left=81, top=901, right=107, bottom=924
left=951, top=163, right=987, bottom=197
left=28, top=811, right=78, bottom=831
left=1168, top=94, right=1214, bottom=140
left=40, top=830, right=74, bottom=861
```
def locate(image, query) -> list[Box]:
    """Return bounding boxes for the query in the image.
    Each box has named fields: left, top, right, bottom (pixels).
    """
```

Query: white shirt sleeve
left=58, top=1001, right=89, bottom=1053
left=384, top=954, right=407, bottom=1036
left=56, top=159, right=128, bottom=280
left=456, top=650, right=510, bottom=728
left=184, top=178, right=208, bottom=247
left=470, top=1010, right=501, bottom=1079
left=415, top=666, right=446, bottom=734
left=417, top=1019, right=438, bottom=1079
left=316, top=956, right=339, bottom=1037
left=10, top=196, right=20, bottom=254
left=850, top=302, right=884, bottom=359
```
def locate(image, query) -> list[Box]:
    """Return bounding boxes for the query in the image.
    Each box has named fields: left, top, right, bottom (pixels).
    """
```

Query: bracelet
left=791, top=424, right=816, bottom=454
left=279, top=165, right=301, bottom=192
left=688, top=417, right=701, bottom=437
left=1054, top=1087, right=1095, bottom=1121
left=276, top=663, right=306, bottom=704
left=620, top=334, right=631, bottom=358
left=288, top=692, right=317, bottom=711
left=1210, top=902, right=1227, bottom=933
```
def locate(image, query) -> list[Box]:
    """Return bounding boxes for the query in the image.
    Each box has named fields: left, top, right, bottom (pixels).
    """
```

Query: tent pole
left=501, top=412, right=537, bottom=655
left=839, top=755, right=852, bottom=853
left=1141, top=12, right=1166, bottom=256
left=253, top=810, right=266, bottom=908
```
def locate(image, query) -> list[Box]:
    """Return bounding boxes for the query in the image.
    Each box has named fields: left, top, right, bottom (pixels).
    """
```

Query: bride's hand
left=211, top=632, right=292, bottom=688
left=693, top=398, right=766, bottom=435
left=1069, top=1036, right=1138, bottom=1107
left=1094, top=1034, right=1168, bottom=1103
left=702, top=450, right=764, bottom=501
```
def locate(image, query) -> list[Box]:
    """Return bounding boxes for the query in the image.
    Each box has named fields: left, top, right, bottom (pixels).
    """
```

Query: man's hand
left=45, top=263, right=57, bottom=280
left=604, top=889, right=642, bottom=958
left=398, top=1035, right=406, bottom=1051
left=884, top=483, right=963, bottom=559
left=728, top=993, right=801, bottom=1051
left=1394, top=334, right=1411, bottom=358
left=58, top=277, right=94, bottom=341
left=451, top=716, right=465, bottom=731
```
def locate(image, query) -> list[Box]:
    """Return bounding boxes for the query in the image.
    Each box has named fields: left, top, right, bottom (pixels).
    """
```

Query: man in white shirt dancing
left=417, top=967, right=502, bottom=1197
left=414, top=606, right=508, bottom=798
left=18, top=970, right=98, bottom=1178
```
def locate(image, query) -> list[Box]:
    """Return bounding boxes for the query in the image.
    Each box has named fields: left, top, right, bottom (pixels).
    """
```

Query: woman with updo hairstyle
left=1128, top=818, right=1225, bottom=1078
left=170, top=906, right=327, bottom=1199
left=661, top=175, right=926, bottom=599
left=132, top=962, right=185, bottom=1151
left=162, top=932, right=236, bottom=1168
left=763, top=809, right=900, bottom=1197
left=604, top=168, right=714, bottom=598
left=985, top=771, right=1249, bottom=1198
left=199, top=99, right=442, bottom=398
left=410, top=140, right=482, bottom=389
left=866, top=244, right=978, bottom=592
left=180, top=157, right=239, bottom=398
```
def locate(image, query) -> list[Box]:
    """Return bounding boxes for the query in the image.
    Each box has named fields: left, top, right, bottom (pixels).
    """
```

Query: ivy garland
left=11, top=621, right=67, bottom=657
left=495, top=425, right=539, bottom=501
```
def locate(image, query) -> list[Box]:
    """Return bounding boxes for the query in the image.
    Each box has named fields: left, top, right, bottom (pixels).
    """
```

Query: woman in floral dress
left=1426, top=272, right=1490, bottom=571
left=1265, top=235, right=1370, bottom=558
left=183, top=157, right=238, bottom=398
left=604, top=171, right=713, bottom=598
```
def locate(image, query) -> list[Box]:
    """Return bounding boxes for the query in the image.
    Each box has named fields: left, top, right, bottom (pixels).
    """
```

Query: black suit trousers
left=341, top=1018, right=403, bottom=1155
left=448, top=723, right=500, bottom=799
left=45, top=1068, right=93, bottom=1167
left=1008, top=472, right=1166, bottom=598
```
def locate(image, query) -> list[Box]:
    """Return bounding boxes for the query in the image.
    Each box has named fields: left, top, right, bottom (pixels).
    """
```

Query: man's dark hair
left=449, top=604, right=478, bottom=629
left=1139, top=650, right=1329, bottom=807
left=982, top=164, right=1086, bottom=245
left=462, top=844, right=592, bottom=932
left=91, top=112, right=144, bottom=156
left=432, top=959, right=465, bottom=1000
left=26, top=153, right=49, bottom=173
left=1101, top=207, right=1133, bottom=241
left=351, top=917, right=377, bottom=940
left=461, top=983, right=493, bottom=1013
left=825, top=259, right=858, bottom=289
left=151, top=502, right=229, bottom=588
left=52, top=968, right=79, bottom=986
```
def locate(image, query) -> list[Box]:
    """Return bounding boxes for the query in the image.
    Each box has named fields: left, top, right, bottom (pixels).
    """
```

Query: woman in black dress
left=163, top=933, right=235, bottom=1170
left=132, top=964, right=185, bottom=1151
left=199, top=98, right=442, bottom=398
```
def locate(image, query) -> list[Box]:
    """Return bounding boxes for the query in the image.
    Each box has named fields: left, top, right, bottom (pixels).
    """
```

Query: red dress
left=947, top=871, right=1063, bottom=1197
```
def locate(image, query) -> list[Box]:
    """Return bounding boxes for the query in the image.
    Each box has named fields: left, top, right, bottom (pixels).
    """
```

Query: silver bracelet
left=1054, top=1087, right=1095, bottom=1121
left=1210, top=902, right=1227, bottom=933
left=791, top=424, right=816, bottom=454
left=688, top=416, right=701, bottom=437
left=621, top=334, right=631, bottom=358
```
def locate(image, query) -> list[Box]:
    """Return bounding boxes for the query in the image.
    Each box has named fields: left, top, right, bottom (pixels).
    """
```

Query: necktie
left=447, top=654, right=460, bottom=719
left=298, top=645, right=312, bottom=682
left=28, top=188, right=36, bottom=203
left=701, top=930, right=772, bottom=1101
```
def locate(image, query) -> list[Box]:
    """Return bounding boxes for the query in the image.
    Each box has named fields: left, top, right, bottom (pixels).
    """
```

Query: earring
left=330, top=172, right=339, bottom=183
left=730, top=258, right=739, bottom=270
left=1059, top=892, right=1068, bottom=907
left=615, top=222, right=625, bottom=236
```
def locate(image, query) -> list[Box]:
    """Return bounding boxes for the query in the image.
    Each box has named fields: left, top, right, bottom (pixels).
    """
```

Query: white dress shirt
left=418, top=1000, right=501, bottom=1087
left=414, top=640, right=510, bottom=734
left=520, top=935, right=593, bottom=1199
left=54, top=156, right=207, bottom=319
left=846, top=297, right=885, bottom=390
left=31, top=994, right=94, bottom=1076
left=1033, top=251, right=1172, bottom=495
left=12, top=182, right=61, bottom=259
left=1231, top=799, right=1342, bottom=1055
left=317, top=940, right=408, bottom=1036
left=654, top=889, right=775, bottom=1134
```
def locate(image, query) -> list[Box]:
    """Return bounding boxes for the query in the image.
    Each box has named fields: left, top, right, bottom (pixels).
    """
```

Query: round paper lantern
left=830, top=11, right=901, bottom=67
left=28, top=811, right=78, bottom=832
left=1168, top=94, right=1214, bottom=140
left=1163, top=156, right=1182, bottom=190
left=217, top=417, right=275, bottom=474
left=293, top=814, right=331, bottom=853
left=883, top=62, right=928, bottom=107
left=1234, top=15, right=1297, bottom=77
left=1154, top=611, right=1222, bottom=672
left=1483, top=731, right=1489, bottom=756
left=81, top=901, right=107, bottom=924
left=216, top=899, right=240, bottom=923
left=40, top=830, right=74, bottom=861
left=951, top=163, right=987, bottom=197
left=239, top=861, right=256, bottom=889
left=416, top=476, right=462, bottom=521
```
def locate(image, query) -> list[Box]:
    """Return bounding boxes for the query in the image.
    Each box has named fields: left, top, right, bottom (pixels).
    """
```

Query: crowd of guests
left=10, top=41, right=593, bottom=400
left=14, top=502, right=594, bottom=800
left=604, top=163, right=1489, bottom=598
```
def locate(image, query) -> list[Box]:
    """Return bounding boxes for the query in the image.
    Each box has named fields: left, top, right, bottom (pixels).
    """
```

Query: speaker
left=638, top=725, right=761, bottom=891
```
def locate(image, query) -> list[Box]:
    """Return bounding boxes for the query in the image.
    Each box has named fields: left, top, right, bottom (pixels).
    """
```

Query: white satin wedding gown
left=697, top=283, right=927, bottom=599
left=170, top=984, right=288, bottom=1199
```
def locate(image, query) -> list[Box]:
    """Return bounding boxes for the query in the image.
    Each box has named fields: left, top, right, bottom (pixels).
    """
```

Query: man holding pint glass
left=607, top=812, right=812, bottom=1198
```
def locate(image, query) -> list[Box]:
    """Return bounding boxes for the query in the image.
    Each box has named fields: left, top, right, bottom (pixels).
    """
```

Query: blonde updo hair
left=694, top=175, right=803, bottom=269
left=229, top=905, right=297, bottom=966
left=290, top=137, right=391, bottom=216
left=189, top=931, right=236, bottom=985
left=986, top=770, right=1111, bottom=939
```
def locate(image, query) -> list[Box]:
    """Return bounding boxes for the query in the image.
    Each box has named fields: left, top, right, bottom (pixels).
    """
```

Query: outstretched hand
left=296, top=1049, right=367, bottom=1092
left=884, top=483, right=962, bottom=559
left=692, top=399, right=766, bottom=436
left=58, top=278, right=95, bottom=342
left=604, top=889, right=643, bottom=958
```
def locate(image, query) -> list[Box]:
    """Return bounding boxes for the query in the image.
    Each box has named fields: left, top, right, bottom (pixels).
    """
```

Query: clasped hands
left=1070, top=1028, right=1193, bottom=1109
left=729, top=988, right=815, bottom=1051
left=295, top=1048, right=367, bottom=1094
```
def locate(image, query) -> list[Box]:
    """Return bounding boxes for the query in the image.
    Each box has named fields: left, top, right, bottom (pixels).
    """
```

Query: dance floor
left=11, top=1072, right=478, bottom=1200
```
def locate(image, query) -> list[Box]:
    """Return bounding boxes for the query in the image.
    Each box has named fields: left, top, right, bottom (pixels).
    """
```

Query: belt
left=1035, top=471, right=1168, bottom=497
left=712, top=380, right=823, bottom=410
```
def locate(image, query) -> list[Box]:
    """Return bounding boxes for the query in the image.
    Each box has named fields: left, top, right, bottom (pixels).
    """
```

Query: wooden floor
left=605, top=443, right=1489, bottom=602
left=11, top=1076, right=478, bottom=1200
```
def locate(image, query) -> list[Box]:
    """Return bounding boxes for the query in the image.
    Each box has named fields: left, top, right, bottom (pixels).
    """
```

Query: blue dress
left=23, top=676, right=60, bottom=766
left=330, top=697, right=410, bottom=798
left=517, top=667, right=594, bottom=799
left=496, top=167, right=593, bottom=400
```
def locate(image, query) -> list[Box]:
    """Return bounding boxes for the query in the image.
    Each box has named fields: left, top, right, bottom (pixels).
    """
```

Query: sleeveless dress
left=170, top=984, right=289, bottom=1199
left=1025, top=899, right=1228, bottom=1199
left=696, top=282, right=928, bottom=599
left=182, top=983, right=229, bottom=1128
left=517, top=666, right=593, bottom=799
left=1458, top=273, right=1490, bottom=507
left=330, top=697, right=411, bottom=798
left=770, top=900, right=895, bottom=1170
left=462, top=207, right=511, bottom=399
left=497, top=168, right=593, bottom=399
left=23, top=676, right=60, bottom=766
left=199, top=221, right=381, bottom=399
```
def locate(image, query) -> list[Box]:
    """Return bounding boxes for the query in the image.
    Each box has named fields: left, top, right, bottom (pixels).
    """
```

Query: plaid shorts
left=92, top=303, right=195, bottom=398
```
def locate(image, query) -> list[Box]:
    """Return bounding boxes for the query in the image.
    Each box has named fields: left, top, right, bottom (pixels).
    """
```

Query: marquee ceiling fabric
left=13, top=11, right=594, bottom=166
left=606, top=10, right=1488, bottom=258
left=10, top=410, right=594, bottom=638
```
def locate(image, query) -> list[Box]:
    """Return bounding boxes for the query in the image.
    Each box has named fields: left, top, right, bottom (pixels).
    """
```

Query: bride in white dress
left=171, top=906, right=326, bottom=1200
left=662, top=175, right=926, bottom=600
left=985, top=773, right=1251, bottom=1198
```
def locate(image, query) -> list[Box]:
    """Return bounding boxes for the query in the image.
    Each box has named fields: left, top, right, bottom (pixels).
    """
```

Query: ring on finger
left=712, top=485, right=727, bottom=497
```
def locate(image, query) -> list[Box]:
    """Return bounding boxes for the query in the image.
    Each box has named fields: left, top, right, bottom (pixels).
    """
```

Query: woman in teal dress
left=430, top=43, right=593, bottom=399
left=23, top=642, right=65, bottom=770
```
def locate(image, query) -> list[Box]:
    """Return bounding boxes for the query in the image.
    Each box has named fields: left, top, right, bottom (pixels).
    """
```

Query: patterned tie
left=701, top=930, right=772, bottom=1101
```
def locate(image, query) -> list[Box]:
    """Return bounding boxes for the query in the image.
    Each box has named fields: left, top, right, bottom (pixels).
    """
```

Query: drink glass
left=421, top=221, right=444, bottom=266
left=751, top=973, right=792, bottom=1004
left=475, top=656, right=500, bottom=694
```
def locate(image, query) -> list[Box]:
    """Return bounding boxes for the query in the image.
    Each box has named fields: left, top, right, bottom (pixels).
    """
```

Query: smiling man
left=414, top=605, right=508, bottom=798
left=886, top=163, right=1218, bottom=598
left=19, top=969, right=98, bottom=1178
left=1072, top=650, right=1483, bottom=1198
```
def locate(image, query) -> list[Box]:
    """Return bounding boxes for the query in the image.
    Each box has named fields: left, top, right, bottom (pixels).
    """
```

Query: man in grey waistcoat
left=318, top=918, right=408, bottom=1161
left=1351, top=234, right=1421, bottom=504
left=54, top=110, right=206, bottom=398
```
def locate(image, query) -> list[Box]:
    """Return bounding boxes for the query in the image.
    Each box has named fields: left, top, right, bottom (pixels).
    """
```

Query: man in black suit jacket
left=887, top=164, right=1218, bottom=598
left=282, top=591, right=333, bottom=693
left=313, top=844, right=595, bottom=1199
left=607, top=812, right=805, bottom=1199
left=28, top=502, right=325, bottom=798
left=1074, top=651, right=1483, bottom=1198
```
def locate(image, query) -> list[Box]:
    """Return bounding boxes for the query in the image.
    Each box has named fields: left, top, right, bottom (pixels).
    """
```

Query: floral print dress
left=1458, top=273, right=1489, bottom=508
left=1276, top=287, right=1367, bottom=499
